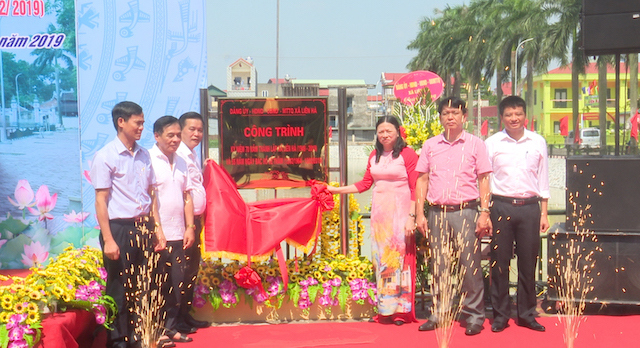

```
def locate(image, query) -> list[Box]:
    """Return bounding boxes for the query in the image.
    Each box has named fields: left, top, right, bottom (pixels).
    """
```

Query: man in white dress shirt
left=175, top=112, right=209, bottom=331
left=149, top=116, right=195, bottom=343
left=91, top=101, right=166, bottom=348
left=485, top=96, right=549, bottom=333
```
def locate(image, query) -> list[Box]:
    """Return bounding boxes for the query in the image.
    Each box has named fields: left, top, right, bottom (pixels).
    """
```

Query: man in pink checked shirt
left=414, top=96, right=492, bottom=336
left=485, top=96, right=549, bottom=333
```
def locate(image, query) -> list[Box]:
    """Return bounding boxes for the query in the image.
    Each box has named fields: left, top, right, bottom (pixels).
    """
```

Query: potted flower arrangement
left=192, top=191, right=376, bottom=320
left=0, top=246, right=116, bottom=347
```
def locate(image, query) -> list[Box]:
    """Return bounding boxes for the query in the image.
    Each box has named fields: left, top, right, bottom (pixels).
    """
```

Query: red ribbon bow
left=308, top=181, right=335, bottom=211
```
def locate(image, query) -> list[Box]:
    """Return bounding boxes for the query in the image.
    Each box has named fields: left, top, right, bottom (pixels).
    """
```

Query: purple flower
left=195, top=284, right=210, bottom=295
left=193, top=297, right=207, bottom=308
left=94, top=312, right=106, bottom=325
left=220, top=291, right=237, bottom=305
left=98, top=268, right=108, bottom=280
left=319, top=296, right=332, bottom=306
left=330, top=277, right=341, bottom=287
left=8, top=327, right=25, bottom=341
left=349, top=279, right=361, bottom=289
left=253, top=292, right=267, bottom=303
left=219, top=280, right=237, bottom=292
left=298, top=298, right=311, bottom=309
left=8, top=340, right=28, bottom=348
left=6, top=314, right=27, bottom=329
left=265, top=276, right=282, bottom=297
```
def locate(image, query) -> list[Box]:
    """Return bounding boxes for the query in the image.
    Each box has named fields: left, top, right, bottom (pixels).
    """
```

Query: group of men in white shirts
left=90, top=102, right=208, bottom=348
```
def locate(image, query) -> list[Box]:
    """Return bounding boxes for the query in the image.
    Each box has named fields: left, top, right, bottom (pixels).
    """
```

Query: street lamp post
left=15, top=72, right=22, bottom=129
left=514, top=38, right=534, bottom=96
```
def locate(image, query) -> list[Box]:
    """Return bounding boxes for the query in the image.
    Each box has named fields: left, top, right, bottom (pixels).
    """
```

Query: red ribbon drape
left=203, top=160, right=334, bottom=290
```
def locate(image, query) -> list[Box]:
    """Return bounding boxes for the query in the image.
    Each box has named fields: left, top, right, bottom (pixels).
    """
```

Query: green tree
left=543, top=0, right=585, bottom=137
left=32, top=0, right=76, bottom=126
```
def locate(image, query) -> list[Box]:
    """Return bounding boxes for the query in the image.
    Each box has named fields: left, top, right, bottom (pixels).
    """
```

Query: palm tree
left=408, top=5, right=470, bottom=98
left=476, top=0, right=515, bottom=103
left=31, top=23, right=74, bottom=127
left=543, top=0, right=585, bottom=137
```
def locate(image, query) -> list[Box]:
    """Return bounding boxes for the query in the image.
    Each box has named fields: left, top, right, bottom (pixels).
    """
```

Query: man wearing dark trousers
left=415, top=97, right=492, bottom=336
left=485, top=96, right=550, bottom=333
left=176, top=112, right=209, bottom=331
left=149, top=116, right=196, bottom=344
left=90, top=101, right=167, bottom=348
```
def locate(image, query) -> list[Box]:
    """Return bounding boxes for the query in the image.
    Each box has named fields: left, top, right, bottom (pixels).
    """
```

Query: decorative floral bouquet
left=394, top=89, right=443, bottom=151
left=0, top=246, right=116, bottom=348
left=192, top=191, right=375, bottom=315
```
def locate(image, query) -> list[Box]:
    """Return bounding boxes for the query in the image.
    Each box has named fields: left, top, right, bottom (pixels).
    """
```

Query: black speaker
left=581, top=0, right=640, bottom=55
left=547, top=229, right=640, bottom=304
left=584, top=0, right=640, bottom=15
left=566, top=157, right=640, bottom=233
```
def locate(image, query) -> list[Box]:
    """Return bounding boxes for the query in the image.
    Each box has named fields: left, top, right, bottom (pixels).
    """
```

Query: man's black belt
left=429, top=199, right=479, bottom=212
left=110, top=214, right=152, bottom=224
left=492, top=195, right=540, bottom=206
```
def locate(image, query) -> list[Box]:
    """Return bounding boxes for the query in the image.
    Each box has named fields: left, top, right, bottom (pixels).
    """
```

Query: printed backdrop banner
left=77, top=0, right=207, bottom=229
left=0, top=0, right=82, bottom=269
left=0, top=0, right=206, bottom=269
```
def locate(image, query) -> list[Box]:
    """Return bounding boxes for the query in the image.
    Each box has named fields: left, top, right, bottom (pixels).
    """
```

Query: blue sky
left=206, top=0, right=466, bottom=92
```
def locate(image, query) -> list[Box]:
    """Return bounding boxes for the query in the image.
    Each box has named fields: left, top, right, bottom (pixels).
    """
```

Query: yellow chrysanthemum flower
left=13, top=302, right=26, bottom=313
left=26, top=311, right=40, bottom=325
left=26, top=302, right=38, bottom=314
left=1, top=301, right=13, bottom=310
left=51, top=286, right=65, bottom=297
left=62, top=293, right=73, bottom=302
left=1, top=293, right=12, bottom=303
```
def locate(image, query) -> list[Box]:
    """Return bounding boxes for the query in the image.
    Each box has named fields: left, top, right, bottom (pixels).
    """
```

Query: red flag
left=530, top=117, right=535, bottom=131
left=631, top=111, right=639, bottom=141
left=481, top=120, right=488, bottom=136
left=524, top=118, right=528, bottom=129
left=559, top=116, right=568, bottom=136
left=590, top=80, right=598, bottom=95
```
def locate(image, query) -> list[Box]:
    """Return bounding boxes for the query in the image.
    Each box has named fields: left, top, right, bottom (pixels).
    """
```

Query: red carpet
left=178, top=315, right=640, bottom=348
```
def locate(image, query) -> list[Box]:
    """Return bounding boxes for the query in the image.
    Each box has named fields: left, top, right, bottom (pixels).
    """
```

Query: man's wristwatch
left=477, top=207, right=490, bottom=213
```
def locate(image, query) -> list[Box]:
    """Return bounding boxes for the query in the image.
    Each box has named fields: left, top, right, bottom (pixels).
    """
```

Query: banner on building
left=0, top=0, right=207, bottom=269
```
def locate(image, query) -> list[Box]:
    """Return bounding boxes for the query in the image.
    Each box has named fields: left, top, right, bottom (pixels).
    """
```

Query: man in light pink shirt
left=415, top=97, right=492, bottom=336
left=485, top=96, right=549, bottom=333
